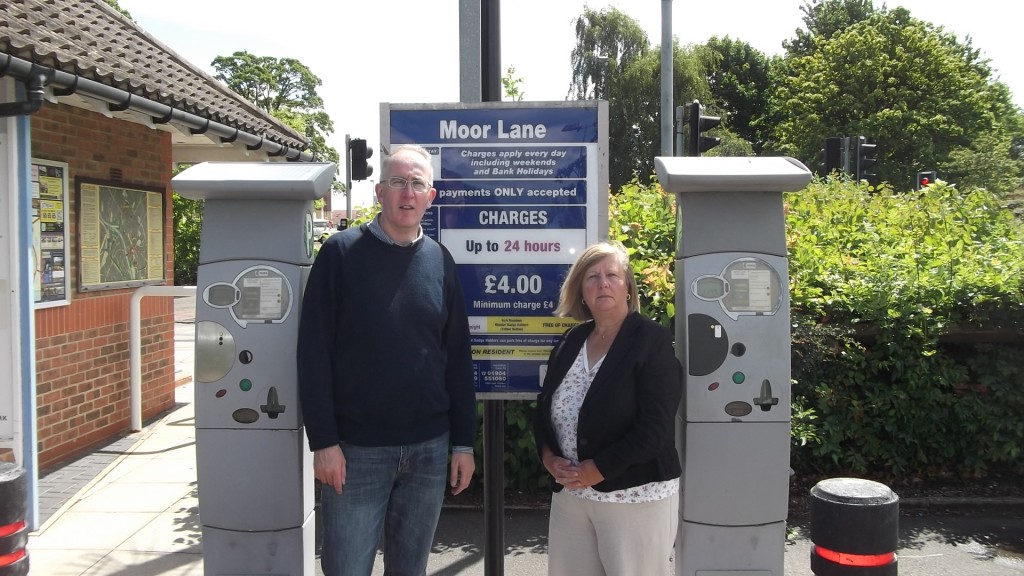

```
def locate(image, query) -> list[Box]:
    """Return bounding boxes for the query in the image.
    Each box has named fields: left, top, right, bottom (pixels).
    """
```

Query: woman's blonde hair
left=555, top=241, right=639, bottom=321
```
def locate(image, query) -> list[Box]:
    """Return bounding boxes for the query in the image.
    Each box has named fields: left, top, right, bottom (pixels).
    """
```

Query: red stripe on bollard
left=813, top=544, right=896, bottom=567
left=0, top=550, right=26, bottom=568
left=0, top=523, right=25, bottom=539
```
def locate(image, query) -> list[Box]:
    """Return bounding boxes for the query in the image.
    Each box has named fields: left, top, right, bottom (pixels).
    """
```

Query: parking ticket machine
left=655, top=157, right=811, bottom=576
left=172, top=161, right=335, bottom=576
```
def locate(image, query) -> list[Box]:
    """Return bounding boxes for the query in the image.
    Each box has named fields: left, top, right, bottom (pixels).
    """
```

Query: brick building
left=1, top=0, right=320, bottom=524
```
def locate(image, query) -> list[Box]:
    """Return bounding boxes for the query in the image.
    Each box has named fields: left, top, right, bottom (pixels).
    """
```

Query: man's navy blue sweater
left=296, top=224, right=476, bottom=451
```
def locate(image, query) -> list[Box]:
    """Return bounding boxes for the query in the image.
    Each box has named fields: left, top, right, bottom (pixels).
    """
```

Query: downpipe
left=0, top=61, right=49, bottom=117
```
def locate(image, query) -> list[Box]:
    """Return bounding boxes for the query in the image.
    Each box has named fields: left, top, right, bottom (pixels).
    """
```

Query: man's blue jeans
left=319, top=432, right=449, bottom=576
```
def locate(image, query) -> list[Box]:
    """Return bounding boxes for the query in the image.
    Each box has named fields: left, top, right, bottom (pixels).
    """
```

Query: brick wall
left=31, top=104, right=177, bottom=470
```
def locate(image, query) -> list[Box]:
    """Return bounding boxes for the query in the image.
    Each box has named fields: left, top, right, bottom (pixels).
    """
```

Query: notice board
left=382, top=101, right=609, bottom=397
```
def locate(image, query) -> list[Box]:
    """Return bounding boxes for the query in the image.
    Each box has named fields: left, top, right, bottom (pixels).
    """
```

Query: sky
left=117, top=0, right=1022, bottom=208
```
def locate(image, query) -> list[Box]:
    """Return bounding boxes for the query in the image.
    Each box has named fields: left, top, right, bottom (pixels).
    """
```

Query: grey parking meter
left=655, top=157, right=811, bottom=576
left=173, top=161, right=335, bottom=576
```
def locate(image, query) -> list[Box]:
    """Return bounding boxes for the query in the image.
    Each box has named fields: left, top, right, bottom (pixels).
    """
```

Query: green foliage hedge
left=788, top=178, right=1024, bottom=479
left=484, top=175, right=1024, bottom=490
left=172, top=193, right=202, bottom=286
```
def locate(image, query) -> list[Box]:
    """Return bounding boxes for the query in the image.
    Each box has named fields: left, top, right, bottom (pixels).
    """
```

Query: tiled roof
left=0, top=0, right=308, bottom=152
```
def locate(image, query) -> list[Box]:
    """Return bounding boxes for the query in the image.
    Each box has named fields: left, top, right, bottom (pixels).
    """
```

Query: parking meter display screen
left=233, top=270, right=290, bottom=321
left=722, top=260, right=779, bottom=314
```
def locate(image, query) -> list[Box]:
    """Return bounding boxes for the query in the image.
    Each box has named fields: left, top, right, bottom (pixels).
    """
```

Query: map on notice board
left=77, top=177, right=165, bottom=291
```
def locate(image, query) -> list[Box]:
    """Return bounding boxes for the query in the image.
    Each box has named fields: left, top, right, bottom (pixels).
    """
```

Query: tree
left=171, top=164, right=201, bottom=286
left=771, top=8, right=1024, bottom=191
left=783, top=0, right=879, bottom=58
left=172, top=53, right=343, bottom=285
left=699, top=37, right=774, bottom=153
left=101, top=0, right=132, bottom=19
left=212, top=51, right=340, bottom=200
left=172, top=192, right=202, bottom=286
left=943, top=129, right=1023, bottom=195
left=569, top=7, right=713, bottom=191
left=568, top=7, right=650, bottom=102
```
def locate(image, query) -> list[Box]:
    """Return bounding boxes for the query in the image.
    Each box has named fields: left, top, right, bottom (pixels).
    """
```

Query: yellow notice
left=472, top=346, right=555, bottom=360
left=486, top=317, right=579, bottom=334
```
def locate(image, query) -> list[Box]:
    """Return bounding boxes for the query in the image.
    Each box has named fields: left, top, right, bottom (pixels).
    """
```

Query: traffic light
left=349, top=138, right=373, bottom=181
left=822, top=137, right=843, bottom=176
left=854, top=136, right=877, bottom=182
left=916, top=170, right=938, bottom=190
left=686, top=100, right=721, bottom=157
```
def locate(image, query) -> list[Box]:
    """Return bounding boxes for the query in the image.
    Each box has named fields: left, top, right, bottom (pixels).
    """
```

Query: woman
left=534, top=241, right=684, bottom=575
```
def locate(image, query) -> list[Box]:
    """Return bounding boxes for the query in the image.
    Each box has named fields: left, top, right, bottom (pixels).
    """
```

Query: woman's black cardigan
left=533, top=311, right=684, bottom=493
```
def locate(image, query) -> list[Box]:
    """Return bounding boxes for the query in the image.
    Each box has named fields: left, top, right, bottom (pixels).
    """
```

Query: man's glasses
left=385, top=176, right=431, bottom=193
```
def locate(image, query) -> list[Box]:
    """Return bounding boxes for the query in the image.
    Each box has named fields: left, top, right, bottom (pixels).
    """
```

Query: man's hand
left=314, top=445, right=346, bottom=494
left=449, top=452, right=475, bottom=495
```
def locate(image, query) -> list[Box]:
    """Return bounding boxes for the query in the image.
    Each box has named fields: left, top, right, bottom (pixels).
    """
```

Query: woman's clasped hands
left=544, top=453, right=603, bottom=489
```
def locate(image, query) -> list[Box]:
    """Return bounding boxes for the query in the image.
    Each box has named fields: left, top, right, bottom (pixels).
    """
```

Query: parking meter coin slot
left=687, top=313, right=729, bottom=376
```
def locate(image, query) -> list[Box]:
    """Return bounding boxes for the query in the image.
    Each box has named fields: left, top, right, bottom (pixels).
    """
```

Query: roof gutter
left=0, top=53, right=313, bottom=162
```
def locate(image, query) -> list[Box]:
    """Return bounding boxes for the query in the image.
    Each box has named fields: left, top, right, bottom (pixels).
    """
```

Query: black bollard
left=810, top=477, right=898, bottom=576
left=0, top=463, right=29, bottom=576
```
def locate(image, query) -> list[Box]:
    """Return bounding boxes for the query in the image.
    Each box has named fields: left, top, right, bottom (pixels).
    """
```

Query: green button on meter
left=732, top=372, right=745, bottom=384
left=240, top=378, right=253, bottom=391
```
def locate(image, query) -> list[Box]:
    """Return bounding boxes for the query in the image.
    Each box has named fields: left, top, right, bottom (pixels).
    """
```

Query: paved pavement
left=24, top=294, right=1024, bottom=575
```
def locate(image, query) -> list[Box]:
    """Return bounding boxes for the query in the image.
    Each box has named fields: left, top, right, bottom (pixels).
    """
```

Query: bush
left=788, top=178, right=1024, bottom=479
left=609, top=175, right=677, bottom=328
left=172, top=193, right=202, bottom=286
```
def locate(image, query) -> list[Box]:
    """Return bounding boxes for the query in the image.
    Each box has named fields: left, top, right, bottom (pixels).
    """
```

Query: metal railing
left=129, top=285, right=196, bottom=430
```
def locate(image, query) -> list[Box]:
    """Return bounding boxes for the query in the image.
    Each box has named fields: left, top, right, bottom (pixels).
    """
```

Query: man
left=297, top=144, right=476, bottom=575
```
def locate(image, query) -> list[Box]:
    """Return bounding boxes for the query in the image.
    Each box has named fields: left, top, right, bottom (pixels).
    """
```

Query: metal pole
left=484, top=400, right=504, bottom=576
left=345, top=134, right=351, bottom=221
left=458, top=0, right=482, bottom=103
left=480, top=1, right=505, bottom=574
left=481, top=0, right=502, bottom=102
left=660, top=0, right=674, bottom=156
